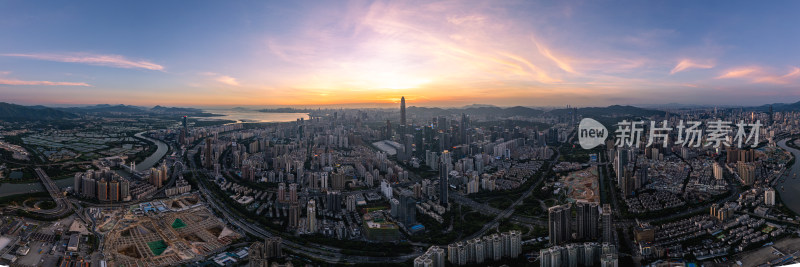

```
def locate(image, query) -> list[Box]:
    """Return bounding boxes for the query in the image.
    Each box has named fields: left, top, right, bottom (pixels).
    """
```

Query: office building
left=439, top=150, right=450, bottom=207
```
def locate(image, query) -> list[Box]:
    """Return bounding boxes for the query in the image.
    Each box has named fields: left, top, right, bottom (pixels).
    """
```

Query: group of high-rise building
left=148, top=163, right=169, bottom=188
left=73, top=168, right=130, bottom=202
left=413, top=246, right=446, bottom=267
left=276, top=182, right=299, bottom=203
left=549, top=201, right=613, bottom=245
left=710, top=202, right=738, bottom=221
left=248, top=237, right=283, bottom=267
left=539, top=242, right=618, bottom=267
left=414, top=230, right=522, bottom=267
left=446, top=230, right=522, bottom=266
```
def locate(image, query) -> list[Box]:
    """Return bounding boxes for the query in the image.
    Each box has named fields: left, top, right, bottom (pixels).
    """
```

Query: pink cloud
left=670, top=59, right=714, bottom=74
left=2, top=53, right=164, bottom=71
left=717, top=67, right=759, bottom=79
left=532, top=37, right=576, bottom=74
left=0, top=78, right=90, bottom=86
left=446, top=15, right=486, bottom=25
left=215, top=75, right=239, bottom=86
left=200, top=72, right=240, bottom=86
left=716, top=66, right=800, bottom=84
left=753, top=67, right=800, bottom=84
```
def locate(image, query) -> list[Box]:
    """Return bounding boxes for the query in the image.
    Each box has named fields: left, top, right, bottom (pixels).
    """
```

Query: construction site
left=560, top=165, right=600, bottom=203
left=103, top=194, right=241, bottom=267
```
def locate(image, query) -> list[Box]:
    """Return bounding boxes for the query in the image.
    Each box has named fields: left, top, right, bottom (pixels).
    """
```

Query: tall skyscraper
left=769, top=104, right=774, bottom=126
left=289, top=204, right=300, bottom=228
left=307, top=199, right=317, bottom=233
left=621, top=168, right=636, bottom=196
left=120, top=178, right=130, bottom=200
left=204, top=137, right=213, bottom=169
left=386, top=120, right=392, bottom=140
left=265, top=237, right=283, bottom=258
left=277, top=182, right=286, bottom=203
left=602, top=204, right=613, bottom=243
left=548, top=204, right=571, bottom=245
left=180, top=115, right=187, bottom=145
left=400, top=193, right=417, bottom=226
left=81, top=176, right=95, bottom=198
left=614, top=148, right=627, bottom=184
left=326, top=191, right=342, bottom=213
left=346, top=194, right=356, bottom=212
left=439, top=150, right=450, bottom=207
left=73, top=173, right=82, bottom=194
left=576, top=200, right=599, bottom=240
left=332, top=172, right=345, bottom=190
left=289, top=183, right=298, bottom=203
left=97, top=179, right=108, bottom=201
left=400, top=96, right=406, bottom=127
left=108, top=180, right=119, bottom=202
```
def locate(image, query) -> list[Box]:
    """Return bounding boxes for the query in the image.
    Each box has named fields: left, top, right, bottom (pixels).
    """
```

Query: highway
left=32, top=167, right=72, bottom=217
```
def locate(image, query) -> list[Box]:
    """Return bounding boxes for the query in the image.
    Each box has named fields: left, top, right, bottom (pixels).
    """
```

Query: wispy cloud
left=2, top=53, right=164, bottom=71
left=446, top=15, right=485, bottom=25
left=754, top=67, right=800, bottom=84
left=716, top=66, right=800, bottom=84
left=532, top=37, right=575, bottom=74
left=201, top=72, right=240, bottom=86
left=717, top=67, right=759, bottom=79
left=670, top=59, right=714, bottom=74
left=215, top=75, right=239, bottom=86
left=0, top=78, right=90, bottom=86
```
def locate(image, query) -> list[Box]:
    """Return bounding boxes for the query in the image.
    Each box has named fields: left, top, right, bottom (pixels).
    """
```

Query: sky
left=1, top=0, right=799, bottom=107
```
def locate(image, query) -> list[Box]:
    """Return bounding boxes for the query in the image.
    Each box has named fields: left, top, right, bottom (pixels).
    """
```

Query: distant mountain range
left=60, top=104, right=146, bottom=114
left=748, top=100, right=800, bottom=112
left=0, top=102, right=77, bottom=121
left=0, top=102, right=209, bottom=121
left=549, top=105, right=666, bottom=117
left=150, top=105, right=204, bottom=114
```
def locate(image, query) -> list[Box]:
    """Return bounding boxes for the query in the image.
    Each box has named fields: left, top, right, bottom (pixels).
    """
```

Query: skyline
left=2, top=1, right=800, bottom=107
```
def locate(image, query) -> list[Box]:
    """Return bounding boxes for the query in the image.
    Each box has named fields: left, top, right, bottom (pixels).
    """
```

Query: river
left=0, top=177, right=74, bottom=197
left=194, top=108, right=309, bottom=123
left=133, top=131, right=169, bottom=172
left=0, top=132, right=168, bottom=197
left=776, top=139, right=800, bottom=214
